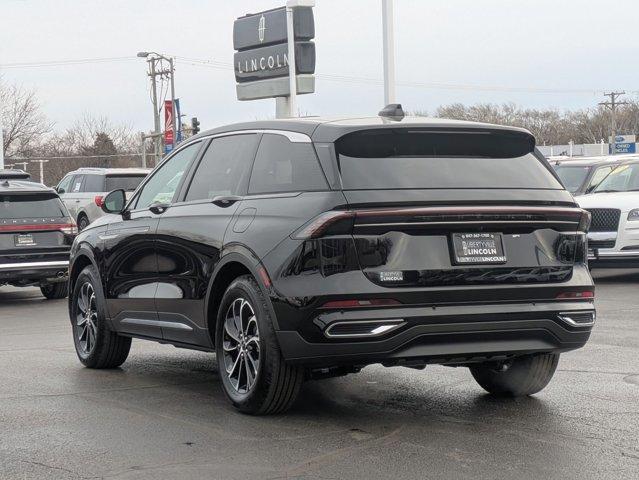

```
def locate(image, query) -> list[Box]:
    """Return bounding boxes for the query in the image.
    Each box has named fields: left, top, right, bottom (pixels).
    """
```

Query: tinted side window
left=248, top=134, right=327, bottom=194
left=135, top=142, right=201, bottom=209
left=71, top=175, right=84, bottom=193
left=82, top=174, right=104, bottom=192
left=185, top=134, right=259, bottom=201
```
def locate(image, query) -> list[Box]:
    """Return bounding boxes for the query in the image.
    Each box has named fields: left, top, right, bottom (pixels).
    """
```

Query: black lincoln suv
left=68, top=113, right=595, bottom=414
left=0, top=179, right=76, bottom=298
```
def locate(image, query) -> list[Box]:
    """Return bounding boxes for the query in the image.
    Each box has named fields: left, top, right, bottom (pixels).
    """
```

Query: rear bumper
left=588, top=249, right=639, bottom=268
left=0, top=260, right=69, bottom=283
left=276, top=301, right=594, bottom=367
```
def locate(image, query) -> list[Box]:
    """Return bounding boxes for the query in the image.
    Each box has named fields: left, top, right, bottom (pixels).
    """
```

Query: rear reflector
left=556, top=291, right=594, bottom=299
left=320, top=299, right=400, bottom=309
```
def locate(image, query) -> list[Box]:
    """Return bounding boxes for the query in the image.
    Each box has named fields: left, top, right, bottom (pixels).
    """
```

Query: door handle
left=149, top=203, right=170, bottom=215
left=211, top=195, right=243, bottom=207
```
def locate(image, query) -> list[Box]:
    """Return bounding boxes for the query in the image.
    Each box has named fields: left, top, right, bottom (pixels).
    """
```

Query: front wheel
left=469, top=353, right=560, bottom=397
left=215, top=275, right=304, bottom=415
left=70, top=265, right=131, bottom=368
left=40, top=282, right=68, bottom=299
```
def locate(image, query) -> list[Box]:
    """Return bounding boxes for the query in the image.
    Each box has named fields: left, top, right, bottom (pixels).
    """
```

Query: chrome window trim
left=199, top=129, right=311, bottom=143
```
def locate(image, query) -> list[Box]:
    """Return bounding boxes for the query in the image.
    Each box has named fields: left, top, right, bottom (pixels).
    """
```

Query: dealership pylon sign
left=233, top=1, right=316, bottom=110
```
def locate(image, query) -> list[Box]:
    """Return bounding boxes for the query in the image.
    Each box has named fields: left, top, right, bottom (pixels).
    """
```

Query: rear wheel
left=469, top=353, right=560, bottom=397
left=40, top=282, right=68, bottom=299
left=71, top=265, right=131, bottom=368
left=215, top=275, right=304, bottom=415
left=77, top=214, right=90, bottom=231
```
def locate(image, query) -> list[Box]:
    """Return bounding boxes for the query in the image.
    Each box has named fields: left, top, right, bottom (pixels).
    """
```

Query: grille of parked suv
left=588, top=239, right=616, bottom=249
left=587, top=208, right=621, bottom=232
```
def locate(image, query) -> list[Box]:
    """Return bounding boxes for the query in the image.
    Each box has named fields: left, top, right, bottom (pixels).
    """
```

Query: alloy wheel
left=222, top=298, right=261, bottom=394
left=76, top=282, right=98, bottom=355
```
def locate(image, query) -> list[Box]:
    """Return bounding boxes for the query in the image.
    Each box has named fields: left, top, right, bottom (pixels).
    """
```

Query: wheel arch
left=69, top=247, right=98, bottom=293
left=205, top=249, right=275, bottom=344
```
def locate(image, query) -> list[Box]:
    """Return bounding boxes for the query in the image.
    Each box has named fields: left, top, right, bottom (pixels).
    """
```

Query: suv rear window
left=106, top=175, right=146, bottom=192
left=335, top=129, right=562, bottom=190
left=0, top=194, right=67, bottom=219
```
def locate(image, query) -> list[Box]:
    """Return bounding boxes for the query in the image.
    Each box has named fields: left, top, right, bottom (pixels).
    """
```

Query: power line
left=0, top=56, right=137, bottom=69
left=2, top=54, right=638, bottom=96
left=9, top=153, right=142, bottom=160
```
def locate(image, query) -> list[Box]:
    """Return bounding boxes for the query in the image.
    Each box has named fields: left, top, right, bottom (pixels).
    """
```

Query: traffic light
left=191, top=117, right=200, bottom=135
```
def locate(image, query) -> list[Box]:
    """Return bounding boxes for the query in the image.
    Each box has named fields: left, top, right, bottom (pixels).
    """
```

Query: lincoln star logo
left=258, top=15, right=266, bottom=43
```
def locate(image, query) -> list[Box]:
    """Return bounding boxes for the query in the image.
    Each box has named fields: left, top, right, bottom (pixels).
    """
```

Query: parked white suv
left=576, top=160, right=639, bottom=267
left=56, top=168, right=150, bottom=230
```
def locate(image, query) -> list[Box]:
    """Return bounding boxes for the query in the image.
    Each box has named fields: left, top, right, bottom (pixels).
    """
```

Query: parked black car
left=0, top=179, right=76, bottom=298
left=68, top=113, right=595, bottom=414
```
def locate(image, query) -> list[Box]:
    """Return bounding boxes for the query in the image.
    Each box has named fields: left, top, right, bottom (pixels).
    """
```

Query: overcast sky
left=1, top=0, right=638, bottom=133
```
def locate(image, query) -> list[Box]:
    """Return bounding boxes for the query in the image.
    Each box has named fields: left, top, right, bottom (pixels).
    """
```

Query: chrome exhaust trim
left=558, top=311, right=596, bottom=327
left=325, top=319, right=405, bottom=338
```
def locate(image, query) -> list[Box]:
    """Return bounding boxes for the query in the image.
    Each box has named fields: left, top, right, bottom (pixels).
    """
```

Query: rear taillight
left=320, top=299, right=400, bottom=309
left=59, top=222, right=78, bottom=235
left=291, top=211, right=355, bottom=239
left=556, top=291, right=594, bottom=300
left=0, top=222, right=77, bottom=233
left=94, top=196, right=104, bottom=207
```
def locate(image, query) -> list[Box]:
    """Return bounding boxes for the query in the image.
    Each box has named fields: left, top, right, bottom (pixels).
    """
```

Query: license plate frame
left=451, top=232, right=507, bottom=265
left=14, top=233, right=36, bottom=247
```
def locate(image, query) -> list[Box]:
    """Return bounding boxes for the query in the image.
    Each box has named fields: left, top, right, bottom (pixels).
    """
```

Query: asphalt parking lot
left=0, top=270, right=637, bottom=480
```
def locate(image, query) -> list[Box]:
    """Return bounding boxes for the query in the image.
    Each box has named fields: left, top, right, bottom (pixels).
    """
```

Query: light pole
left=137, top=51, right=177, bottom=158
left=381, top=0, right=396, bottom=105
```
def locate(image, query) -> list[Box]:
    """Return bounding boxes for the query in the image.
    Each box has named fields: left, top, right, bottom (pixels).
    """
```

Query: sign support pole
left=0, top=97, right=4, bottom=169
left=382, top=0, right=396, bottom=105
left=285, top=2, right=297, bottom=118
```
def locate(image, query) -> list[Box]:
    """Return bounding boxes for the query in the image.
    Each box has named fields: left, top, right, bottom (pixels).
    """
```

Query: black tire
left=215, top=275, right=304, bottom=415
left=40, top=282, right=68, bottom=299
left=77, top=214, right=90, bottom=231
left=469, top=353, right=560, bottom=397
left=70, top=265, right=131, bottom=368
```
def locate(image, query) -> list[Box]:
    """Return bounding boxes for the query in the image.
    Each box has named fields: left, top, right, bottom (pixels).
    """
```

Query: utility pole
left=0, top=100, right=4, bottom=169
left=138, top=52, right=177, bottom=160
left=599, top=91, right=628, bottom=155
left=30, top=159, right=49, bottom=184
left=148, top=57, right=161, bottom=162
left=382, top=0, right=396, bottom=105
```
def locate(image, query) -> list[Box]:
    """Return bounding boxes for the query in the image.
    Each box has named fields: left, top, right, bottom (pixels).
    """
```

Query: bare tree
left=0, top=81, right=53, bottom=158
left=426, top=101, right=639, bottom=146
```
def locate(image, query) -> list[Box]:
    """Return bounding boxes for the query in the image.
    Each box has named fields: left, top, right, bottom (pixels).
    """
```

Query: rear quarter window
left=105, top=175, right=146, bottom=192
left=248, top=134, right=328, bottom=194
left=335, top=129, right=562, bottom=190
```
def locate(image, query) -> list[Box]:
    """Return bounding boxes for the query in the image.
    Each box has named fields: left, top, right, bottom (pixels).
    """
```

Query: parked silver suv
left=56, top=168, right=150, bottom=230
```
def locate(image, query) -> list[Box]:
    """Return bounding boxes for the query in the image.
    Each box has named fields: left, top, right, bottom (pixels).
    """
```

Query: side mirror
left=102, top=189, right=126, bottom=214
left=56, top=187, right=65, bottom=194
